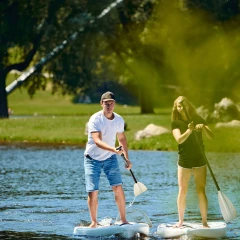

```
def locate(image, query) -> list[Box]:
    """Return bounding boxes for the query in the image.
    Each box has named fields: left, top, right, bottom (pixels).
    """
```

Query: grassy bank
left=1, top=114, right=240, bottom=152
left=2, top=84, right=240, bottom=152
left=1, top=112, right=175, bottom=150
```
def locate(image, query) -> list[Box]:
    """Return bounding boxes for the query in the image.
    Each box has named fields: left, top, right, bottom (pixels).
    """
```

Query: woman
left=171, top=96, right=214, bottom=228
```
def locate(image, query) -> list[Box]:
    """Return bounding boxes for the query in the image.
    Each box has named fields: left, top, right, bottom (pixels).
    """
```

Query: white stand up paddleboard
left=74, top=222, right=149, bottom=238
left=156, top=221, right=226, bottom=239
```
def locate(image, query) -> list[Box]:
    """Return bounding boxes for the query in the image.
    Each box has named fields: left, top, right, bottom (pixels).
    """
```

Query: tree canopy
left=1, top=0, right=240, bottom=118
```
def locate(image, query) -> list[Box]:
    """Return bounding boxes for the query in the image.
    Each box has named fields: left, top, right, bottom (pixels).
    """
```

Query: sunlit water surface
left=0, top=146, right=239, bottom=239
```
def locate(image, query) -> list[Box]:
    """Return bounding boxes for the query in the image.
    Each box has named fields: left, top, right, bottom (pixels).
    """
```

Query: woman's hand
left=195, top=124, right=204, bottom=131
left=188, top=121, right=194, bottom=131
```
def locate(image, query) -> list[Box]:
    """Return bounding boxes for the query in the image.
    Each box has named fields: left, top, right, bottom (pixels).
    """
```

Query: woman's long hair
left=171, top=96, right=197, bottom=121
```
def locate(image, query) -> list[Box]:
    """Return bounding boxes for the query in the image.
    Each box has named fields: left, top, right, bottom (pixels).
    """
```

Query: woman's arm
left=195, top=124, right=214, bottom=140
left=172, top=121, right=194, bottom=144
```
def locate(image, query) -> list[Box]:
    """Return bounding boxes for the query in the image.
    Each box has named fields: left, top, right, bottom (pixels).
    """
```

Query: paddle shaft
left=116, top=146, right=138, bottom=183
left=120, top=153, right=138, bottom=183
left=181, top=102, right=220, bottom=191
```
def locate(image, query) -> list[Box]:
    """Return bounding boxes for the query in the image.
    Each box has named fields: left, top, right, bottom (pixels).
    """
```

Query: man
left=84, top=91, right=132, bottom=228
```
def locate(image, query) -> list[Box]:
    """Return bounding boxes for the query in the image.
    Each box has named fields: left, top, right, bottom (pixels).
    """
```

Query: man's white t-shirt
left=84, top=110, right=125, bottom=161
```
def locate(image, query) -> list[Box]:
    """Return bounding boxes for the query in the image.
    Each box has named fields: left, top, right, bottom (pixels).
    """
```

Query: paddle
left=180, top=100, right=237, bottom=222
left=116, top=146, right=147, bottom=196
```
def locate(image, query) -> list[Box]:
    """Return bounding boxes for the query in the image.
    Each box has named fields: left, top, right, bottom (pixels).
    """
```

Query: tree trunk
left=139, top=88, right=154, bottom=114
left=0, top=72, right=9, bottom=118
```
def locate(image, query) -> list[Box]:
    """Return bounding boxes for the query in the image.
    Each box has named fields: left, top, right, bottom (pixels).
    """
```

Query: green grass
left=2, top=80, right=240, bottom=152
left=0, top=116, right=89, bottom=145
left=8, top=89, right=142, bottom=116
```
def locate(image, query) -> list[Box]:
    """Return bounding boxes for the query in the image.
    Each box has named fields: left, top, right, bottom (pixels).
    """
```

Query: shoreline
left=0, top=141, right=240, bottom=153
left=0, top=141, right=85, bottom=149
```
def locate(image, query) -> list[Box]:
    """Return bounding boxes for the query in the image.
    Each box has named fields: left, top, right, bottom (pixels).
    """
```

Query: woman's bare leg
left=193, top=166, right=209, bottom=227
left=176, top=166, right=192, bottom=227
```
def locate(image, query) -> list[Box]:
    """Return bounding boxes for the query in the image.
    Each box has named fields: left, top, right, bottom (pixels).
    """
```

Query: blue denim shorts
left=84, top=154, right=123, bottom=192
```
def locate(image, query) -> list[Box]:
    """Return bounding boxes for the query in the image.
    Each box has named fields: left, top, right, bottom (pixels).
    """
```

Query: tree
left=108, top=0, right=240, bottom=108
left=1, top=0, right=158, bottom=117
left=0, top=0, right=50, bottom=117
left=0, top=0, right=115, bottom=118
left=44, top=0, right=158, bottom=113
left=3, top=0, right=239, bottom=119
left=94, top=0, right=157, bottom=113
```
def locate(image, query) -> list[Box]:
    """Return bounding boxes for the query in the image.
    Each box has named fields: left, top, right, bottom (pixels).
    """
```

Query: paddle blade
left=134, top=182, right=147, bottom=196
left=218, top=191, right=237, bottom=222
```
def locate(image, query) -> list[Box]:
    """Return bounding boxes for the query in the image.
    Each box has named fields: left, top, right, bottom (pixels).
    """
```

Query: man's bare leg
left=88, top=191, right=98, bottom=228
left=112, top=185, right=128, bottom=224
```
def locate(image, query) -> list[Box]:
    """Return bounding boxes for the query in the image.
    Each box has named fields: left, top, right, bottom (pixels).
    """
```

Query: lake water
left=0, top=146, right=239, bottom=239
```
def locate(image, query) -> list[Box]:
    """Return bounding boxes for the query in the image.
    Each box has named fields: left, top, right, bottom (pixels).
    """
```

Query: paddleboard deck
left=74, top=222, right=149, bottom=238
left=156, top=221, right=226, bottom=239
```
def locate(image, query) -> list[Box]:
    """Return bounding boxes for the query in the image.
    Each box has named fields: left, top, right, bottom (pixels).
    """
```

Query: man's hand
left=124, top=159, right=132, bottom=170
left=116, top=146, right=132, bottom=170
left=115, top=146, right=123, bottom=155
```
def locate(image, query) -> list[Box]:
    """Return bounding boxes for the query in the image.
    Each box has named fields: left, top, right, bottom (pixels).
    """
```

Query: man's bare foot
left=89, top=222, right=97, bottom=228
left=120, top=221, right=130, bottom=226
left=202, top=223, right=210, bottom=228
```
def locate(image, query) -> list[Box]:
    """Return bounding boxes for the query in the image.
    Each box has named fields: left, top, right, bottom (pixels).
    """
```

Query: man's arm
left=91, top=131, right=122, bottom=154
left=117, top=132, right=132, bottom=169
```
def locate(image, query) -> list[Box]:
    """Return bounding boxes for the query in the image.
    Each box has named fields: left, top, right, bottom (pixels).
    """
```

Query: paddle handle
left=181, top=103, right=220, bottom=191
left=116, top=146, right=138, bottom=183
left=121, top=153, right=138, bottom=183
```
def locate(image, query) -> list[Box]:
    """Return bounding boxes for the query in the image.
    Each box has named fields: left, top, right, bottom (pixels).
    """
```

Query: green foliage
left=140, top=0, right=240, bottom=105
left=100, top=0, right=240, bottom=109
left=186, top=0, right=240, bottom=21
left=2, top=0, right=240, bottom=119
left=128, top=133, right=177, bottom=151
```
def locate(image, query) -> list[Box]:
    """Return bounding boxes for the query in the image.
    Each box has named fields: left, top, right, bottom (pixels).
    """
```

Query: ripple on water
left=0, top=149, right=239, bottom=239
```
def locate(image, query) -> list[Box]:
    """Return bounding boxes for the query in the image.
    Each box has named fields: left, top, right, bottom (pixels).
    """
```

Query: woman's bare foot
left=173, top=222, right=183, bottom=228
left=202, top=223, right=210, bottom=228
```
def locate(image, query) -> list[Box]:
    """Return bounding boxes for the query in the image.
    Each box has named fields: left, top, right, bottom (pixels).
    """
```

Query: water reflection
left=0, top=147, right=239, bottom=239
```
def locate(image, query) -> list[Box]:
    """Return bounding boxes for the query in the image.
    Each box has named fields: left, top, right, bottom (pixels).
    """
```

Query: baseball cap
left=101, top=91, right=116, bottom=102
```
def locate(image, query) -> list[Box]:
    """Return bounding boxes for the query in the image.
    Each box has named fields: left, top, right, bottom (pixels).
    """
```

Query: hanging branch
left=6, top=0, right=124, bottom=95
